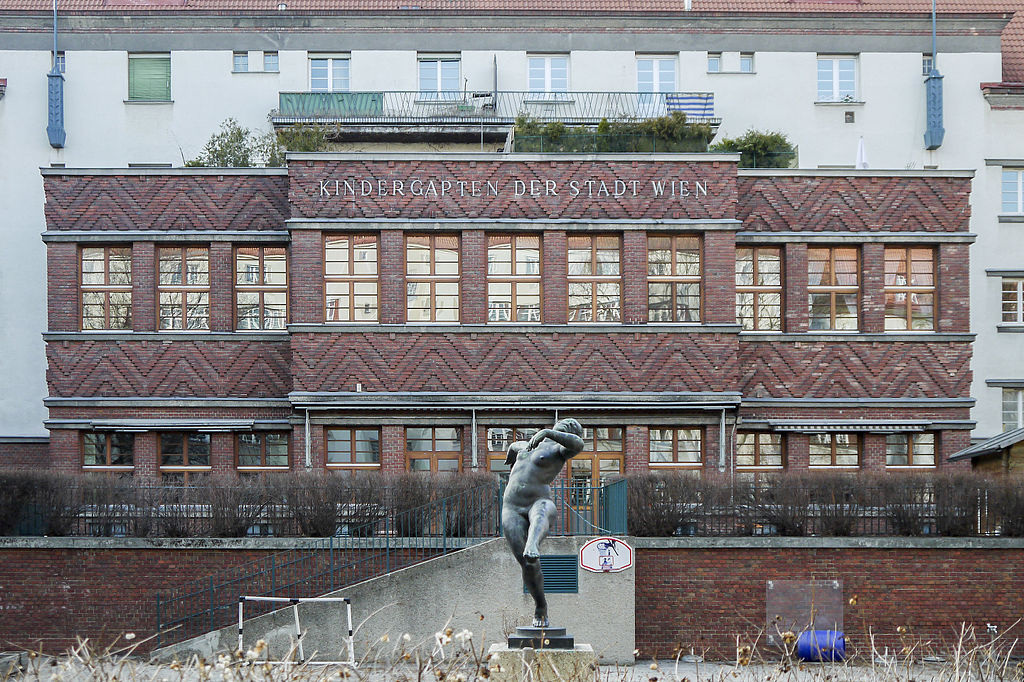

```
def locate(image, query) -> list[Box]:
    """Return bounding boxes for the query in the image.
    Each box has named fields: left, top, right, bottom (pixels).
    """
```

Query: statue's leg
left=504, top=506, right=547, bottom=627
left=524, top=499, right=556, bottom=627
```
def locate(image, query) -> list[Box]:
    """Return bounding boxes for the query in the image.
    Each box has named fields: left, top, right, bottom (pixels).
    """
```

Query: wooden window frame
left=406, top=234, right=460, bottom=323
left=1002, top=278, right=1024, bottom=325
left=570, top=426, right=625, bottom=489
left=485, top=425, right=542, bottom=474
left=807, top=247, right=859, bottom=331
left=487, top=234, right=542, bottom=323
left=884, top=247, right=935, bottom=331
left=405, top=426, right=462, bottom=472
left=648, top=427, right=703, bottom=467
left=158, top=432, right=212, bottom=472
left=568, top=235, right=621, bottom=323
left=236, top=432, right=291, bottom=470
left=158, top=246, right=210, bottom=331
left=735, top=246, right=782, bottom=331
left=82, top=432, right=135, bottom=470
left=80, top=246, right=133, bottom=331
left=735, top=432, right=784, bottom=469
left=325, top=427, right=382, bottom=469
left=647, top=235, right=701, bottom=323
left=808, top=432, right=860, bottom=468
left=235, top=246, right=288, bottom=331
left=885, top=432, right=936, bottom=468
left=324, top=234, right=379, bottom=323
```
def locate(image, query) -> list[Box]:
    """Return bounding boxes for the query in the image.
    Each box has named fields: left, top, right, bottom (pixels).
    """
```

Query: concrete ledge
left=0, top=537, right=488, bottom=550
left=631, top=536, right=1024, bottom=549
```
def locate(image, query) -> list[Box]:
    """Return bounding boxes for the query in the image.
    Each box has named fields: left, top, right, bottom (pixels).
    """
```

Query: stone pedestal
left=508, top=625, right=575, bottom=649
left=487, top=643, right=598, bottom=682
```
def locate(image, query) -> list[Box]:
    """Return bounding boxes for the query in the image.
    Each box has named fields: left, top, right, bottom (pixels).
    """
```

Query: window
left=884, top=247, right=934, bottom=331
left=233, top=52, right=248, bottom=72
left=648, top=235, right=700, bottom=322
left=53, top=51, right=65, bottom=73
left=1002, top=170, right=1024, bottom=214
left=158, top=247, right=210, bottom=330
left=637, top=56, right=675, bottom=115
left=808, top=247, right=858, bottom=331
left=528, top=55, right=568, bottom=95
left=236, top=246, right=287, bottom=330
left=407, top=235, right=459, bottom=322
left=736, top=247, right=781, bottom=331
left=740, top=53, right=755, bottom=73
left=809, top=433, right=860, bottom=467
left=1004, top=389, right=1024, bottom=431
left=571, top=427, right=624, bottom=489
left=922, top=54, right=934, bottom=76
left=326, top=428, right=381, bottom=468
left=736, top=433, right=783, bottom=468
left=568, top=235, right=621, bottom=323
left=406, top=427, right=461, bottom=472
left=886, top=433, right=935, bottom=467
left=325, top=235, right=378, bottom=322
left=1003, top=278, right=1024, bottom=324
left=83, top=433, right=134, bottom=468
left=237, top=433, right=289, bottom=469
left=486, top=426, right=541, bottom=476
left=310, top=56, right=349, bottom=92
left=816, top=56, right=857, bottom=102
left=707, top=52, right=721, bottom=73
left=487, top=235, right=541, bottom=322
left=128, top=53, right=171, bottom=102
left=649, top=428, right=702, bottom=467
left=81, top=246, right=132, bottom=330
left=263, top=52, right=279, bottom=72
left=418, top=55, right=460, bottom=99
left=159, top=432, right=211, bottom=482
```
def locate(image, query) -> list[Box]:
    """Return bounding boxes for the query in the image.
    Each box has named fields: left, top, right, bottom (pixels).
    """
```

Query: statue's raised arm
left=526, top=427, right=584, bottom=460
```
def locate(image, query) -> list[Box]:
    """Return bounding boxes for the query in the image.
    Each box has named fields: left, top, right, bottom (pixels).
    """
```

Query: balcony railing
left=271, top=90, right=719, bottom=126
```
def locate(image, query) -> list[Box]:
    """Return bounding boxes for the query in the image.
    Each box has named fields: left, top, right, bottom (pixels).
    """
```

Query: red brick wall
left=0, top=441, right=50, bottom=471
left=636, top=545, right=1024, bottom=660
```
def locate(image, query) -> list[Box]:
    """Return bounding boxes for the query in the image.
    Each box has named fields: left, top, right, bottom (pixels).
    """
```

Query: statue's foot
left=532, top=615, right=549, bottom=628
left=524, top=547, right=540, bottom=561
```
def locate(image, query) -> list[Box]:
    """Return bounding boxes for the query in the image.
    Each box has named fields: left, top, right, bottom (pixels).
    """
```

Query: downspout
left=471, top=408, right=478, bottom=469
left=718, top=408, right=727, bottom=472
left=46, top=0, right=66, bottom=148
left=304, top=408, right=311, bottom=469
left=923, top=0, right=945, bottom=149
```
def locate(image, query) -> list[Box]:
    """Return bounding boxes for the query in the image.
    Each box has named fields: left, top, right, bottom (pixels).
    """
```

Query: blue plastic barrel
left=796, top=630, right=846, bottom=662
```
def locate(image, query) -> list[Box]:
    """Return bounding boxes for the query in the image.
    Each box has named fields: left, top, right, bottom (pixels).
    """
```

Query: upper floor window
left=406, top=426, right=461, bottom=472
left=648, top=235, right=700, bottom=323
left=419, top=55, right=460, bottom=99
left=53, top=51, right=65, bottom=73
left=884, top=247, right=934, bottom=331
left=486, top=426, right=541, bottom=475
left=128, top=53, right=171, bottom=102
left=159, top=432, right=211, bottom=483
left=237, top=432, right=289, bottom=469
left=310, top=55, right=349, bottom=92
left=736, top=247, right=781, bottom=331
left=739, top=52, right=755, bottom=73
left=707, top=52, right=721, bottom=73
left=886, top=433, right=935, bottom=467
left=407, top=235, right=459, bottom=322
left=1003, top=278, right=1024, bottom=324
left=325, top=235, right=378, bottom=323
left=158, top=247, right=209, bottom=330
left=649, top=428, right=702, bottom=467
left=487, top=235, right=541, bottom=323
left=922, top=53, right=934, bottom=76
left=233, top=52, right=248, bottom=73
left=736, top=433, right=783, bottom=468
left=81, top=246, right=132, bottom=330
left=528, top=55, right=568, bottom=95
left=809, top=433, right=860, bottom=467
left=637, top=56, right=675, bottom=93
left=264, top=52, right=279, bottom=72
left=568, top=235, right=620, bottom=323
left=1004, top=388, right=1024, bottom=432
left=236, top=246, right=287, bottom=330
left=816, top=55, right=857, bottom=102
left=1002, top=170, right=1024, bottom=214
left=808, top=247, right=858, bottom=331
left=326, top=428, right=381, bottom=468
left=83, top=432, right=134, bottom=469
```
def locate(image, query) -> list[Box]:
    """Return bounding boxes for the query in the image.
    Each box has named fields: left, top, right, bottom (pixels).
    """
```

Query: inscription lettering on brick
left=317, top=176, right=711, bottom=200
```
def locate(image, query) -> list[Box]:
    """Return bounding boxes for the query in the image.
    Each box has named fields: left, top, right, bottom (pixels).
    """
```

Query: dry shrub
left=438, top=471, right=499, bottom=537
left=279, top=472, right=349, bottom=537
left=387, top=472, right=434, bottom=536
left=991, top=475, right=1024, bottom=536
left=874, top=473, right=932, bottom=536
left=810, top=472, right=863, bottom=536
left=203, top=474, right=273, bottom=537
left=742, top=473, right=813, bottom=536
left=0, top=471, right=40, bottom=534
left=31, top=473, right=84, bottom=536
left=932, top=472, right=983, bottom=536
left=624, top=471, right=704, bottom=536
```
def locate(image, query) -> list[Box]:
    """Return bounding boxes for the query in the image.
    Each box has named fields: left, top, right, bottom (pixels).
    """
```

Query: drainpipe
left=304, top=408, right=311, bottom=469
left=718, top=408, right=727, bottom=472
left=46, top=0, right=66, bottom=148
left=471, top=409, right=478, bottom=469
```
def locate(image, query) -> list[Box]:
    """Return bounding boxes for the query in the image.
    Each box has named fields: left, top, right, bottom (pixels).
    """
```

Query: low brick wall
left=0, top=438, right=49, bottom=470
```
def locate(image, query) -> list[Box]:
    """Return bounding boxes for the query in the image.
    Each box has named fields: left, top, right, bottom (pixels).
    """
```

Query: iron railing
left=271, top=90, right=720, bottom=126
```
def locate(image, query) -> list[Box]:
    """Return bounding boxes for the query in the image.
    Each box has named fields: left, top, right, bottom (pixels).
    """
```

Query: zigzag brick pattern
left=289, top=159, right=737, bottom=220
left=736, top=175, right=971, bottom=232
left=46, top=341, right=292, bottom=397
left=43, top=175, right=289, bottom=231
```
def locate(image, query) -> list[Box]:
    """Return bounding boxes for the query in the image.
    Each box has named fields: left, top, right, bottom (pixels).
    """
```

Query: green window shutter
left=129, top=55, right=171, bottom=101
left=523, top=555, right=578, bottom=594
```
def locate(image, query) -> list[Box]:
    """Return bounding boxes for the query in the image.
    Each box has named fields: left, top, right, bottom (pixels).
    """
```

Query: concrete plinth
left=487, top=643, right=598, bottom=682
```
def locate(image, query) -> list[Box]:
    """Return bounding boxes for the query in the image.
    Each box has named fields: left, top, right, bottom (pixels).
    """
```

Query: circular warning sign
left=579, top=537, right=634, bottom=573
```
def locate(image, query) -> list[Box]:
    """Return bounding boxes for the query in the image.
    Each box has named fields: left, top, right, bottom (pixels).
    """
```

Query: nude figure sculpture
left=501, top=418, right=585, bottom=628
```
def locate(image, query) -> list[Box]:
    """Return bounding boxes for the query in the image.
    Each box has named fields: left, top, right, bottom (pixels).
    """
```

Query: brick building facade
left=40, top=154, right=975, bottom=482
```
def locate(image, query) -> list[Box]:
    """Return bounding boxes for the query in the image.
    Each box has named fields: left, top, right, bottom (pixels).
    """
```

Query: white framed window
left=1004, top=388, right=1024, bottom=431
left=707, top=52, right=721, bottom=73
left=53, top=51, right=65, bottom=73
left=922, top=53, right=934, bottom=76
left=418, top=54, right=460, bottom=99
left=264, top=52, right=279, bottom=72
left=309, top=55, right=349, bottom=92
left=1003, top=278, right=1024, bottom=324
left=1001, top=169, right=1024, bottom=214
left=233, top=52, right=248, bottom=72
left=528, top=55, right=568, bottom=95
left=740, top=52, right=755, bottom=73
left=637, top=56, right=675, bottom=93
left=817, top=55, right=858, bottom=102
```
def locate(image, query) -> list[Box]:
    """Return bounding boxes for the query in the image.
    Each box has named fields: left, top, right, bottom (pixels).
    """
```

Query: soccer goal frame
left=238, top=595, right=357, bottom=666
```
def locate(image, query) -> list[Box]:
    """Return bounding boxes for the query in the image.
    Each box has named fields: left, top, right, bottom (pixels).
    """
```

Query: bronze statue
left=501, top=418, right=585, bottom=627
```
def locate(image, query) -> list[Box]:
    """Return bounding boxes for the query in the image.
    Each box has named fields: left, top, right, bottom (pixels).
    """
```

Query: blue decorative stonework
left=924, top=70, right=944, bottom=150
left=47, top=69, right=65, bottom=148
